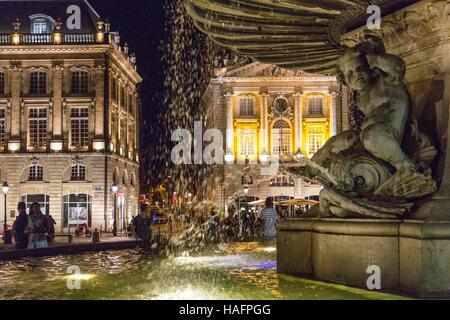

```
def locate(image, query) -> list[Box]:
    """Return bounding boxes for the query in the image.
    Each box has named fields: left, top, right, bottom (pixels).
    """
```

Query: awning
left=248, top=200, right=280, bottom=206
left=279, top=199, right=319, bottom=206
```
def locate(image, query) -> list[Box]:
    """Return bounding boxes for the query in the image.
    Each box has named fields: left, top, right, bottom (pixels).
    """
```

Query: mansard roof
left=0, top=0, right=99, bottom=34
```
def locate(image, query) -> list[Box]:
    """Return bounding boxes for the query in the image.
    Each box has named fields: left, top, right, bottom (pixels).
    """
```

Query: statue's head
left=338, top=48, right=371, bottom=91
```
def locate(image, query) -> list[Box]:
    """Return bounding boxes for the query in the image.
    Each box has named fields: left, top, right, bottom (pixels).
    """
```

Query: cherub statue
left=286, top=33, right=437, bottom=219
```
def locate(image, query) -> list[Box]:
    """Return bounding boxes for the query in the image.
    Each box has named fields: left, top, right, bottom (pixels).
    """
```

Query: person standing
left=259, top=198, right=278, bottom=242
left=13, top=202, right=28, bottom=249
left=132, top=204, right=152, bottom=248
left=45, top=213, right=56, bottom=244
left=26, top=203, right=49, bottom=249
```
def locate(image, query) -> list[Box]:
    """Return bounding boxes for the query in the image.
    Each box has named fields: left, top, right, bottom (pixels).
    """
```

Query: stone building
left=0, top=0, right=142, bottom=233
left=202, top=61, right=349, bottom=211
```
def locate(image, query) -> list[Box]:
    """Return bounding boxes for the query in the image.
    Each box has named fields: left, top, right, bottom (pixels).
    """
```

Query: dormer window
left=29, top=15, right=55, bottom=34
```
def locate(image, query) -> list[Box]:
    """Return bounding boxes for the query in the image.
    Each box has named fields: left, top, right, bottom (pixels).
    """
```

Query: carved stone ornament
left=285, top=34, right=438, bottom=219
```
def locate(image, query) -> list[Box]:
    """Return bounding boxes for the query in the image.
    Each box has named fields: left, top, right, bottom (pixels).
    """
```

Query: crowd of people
left=11, top=202, right=56, bottom=250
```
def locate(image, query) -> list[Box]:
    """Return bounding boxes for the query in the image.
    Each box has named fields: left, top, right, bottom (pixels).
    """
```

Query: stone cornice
left=213, top=76, right=337, bottom=84
left=341, top=0, right=450, bottom=50
left=0, top=45, right=109, bottom=55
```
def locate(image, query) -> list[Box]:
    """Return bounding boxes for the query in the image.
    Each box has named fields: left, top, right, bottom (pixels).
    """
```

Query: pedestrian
left=46, top=213, right=56, bottom=244
left=13, top=202, right=28, bottom=249
left=259, top=198, right=278, bottom=243
left=132, top=204, right=152, bottom=248
left=25, top=202, right=49, bottom=249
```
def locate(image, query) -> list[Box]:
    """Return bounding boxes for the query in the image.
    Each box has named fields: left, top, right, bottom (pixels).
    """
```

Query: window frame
left=29, top=71, right=47, bottom=95
left=70, top=164, right=86, bottom=181
left=28, top=107, right=48, bottom=150
left=70, top=107, right=90, bottom=149
left=71, top=71, right=89, bottom=94
left=307, top=96, right=324, bottom=116
left=238, top=96, right=256, bottom=117
left=28, top=165, right=44, bottom=181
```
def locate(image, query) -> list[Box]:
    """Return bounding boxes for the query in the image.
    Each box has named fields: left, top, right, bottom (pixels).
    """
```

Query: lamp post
left=112, top=183, right=118, bottom=237
left=2, top=182, right=10, bottom=245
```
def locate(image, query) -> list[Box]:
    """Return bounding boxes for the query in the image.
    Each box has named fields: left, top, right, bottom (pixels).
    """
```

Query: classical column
left=330, top=90, right=338, bottom=137
left=51, top=65, right=63, bottom=151
left=8, top=66, right=21, bottom=152
left=93, top=65, right=105, bottom=151
left=294, top=91, right=303, bottom=153
left=260, top=92, right=269, bottom=154
left=225, top=91, right=234, bottom=162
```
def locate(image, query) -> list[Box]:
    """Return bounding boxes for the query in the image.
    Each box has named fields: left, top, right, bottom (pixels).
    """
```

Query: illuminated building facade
left=203, top=61, right=349, bottom=210
left=0, top=0, right=142, bottom=232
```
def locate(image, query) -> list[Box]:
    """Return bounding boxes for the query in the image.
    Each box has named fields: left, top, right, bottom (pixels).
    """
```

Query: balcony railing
left=64, top=33, right=96, bottom=44
left=22, top=33, right=52, bottom=44
left=0, top=33, right=101, bottom=45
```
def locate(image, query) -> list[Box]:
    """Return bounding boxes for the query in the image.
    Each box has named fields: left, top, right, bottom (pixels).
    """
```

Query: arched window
left=130, top=174, right=136, bottom=187
left=271, top=119, right=291, bottom=156
left=71, top=71, right=89, bottom=94
left=71, top=164, right=86, bottom=181
left=307, top=96, right=324, bottom=115
left=28, top=165, right=43, bottom=181
left=29, top=15, right=55, bottom=34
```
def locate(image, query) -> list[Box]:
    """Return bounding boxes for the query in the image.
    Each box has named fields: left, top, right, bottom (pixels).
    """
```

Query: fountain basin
left=278, top=218, right=450, bottom=298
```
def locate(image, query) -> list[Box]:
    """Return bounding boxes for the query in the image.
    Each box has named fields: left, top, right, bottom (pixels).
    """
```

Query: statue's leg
left=361, top=123, right=415, bottom=170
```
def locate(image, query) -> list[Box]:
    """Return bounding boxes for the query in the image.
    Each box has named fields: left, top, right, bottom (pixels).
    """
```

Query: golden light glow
left=228, top=92, right=332, bottom=160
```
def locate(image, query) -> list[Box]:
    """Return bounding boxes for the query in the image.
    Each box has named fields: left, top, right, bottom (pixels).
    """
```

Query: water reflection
left=0, top=242, right=406, bottom=300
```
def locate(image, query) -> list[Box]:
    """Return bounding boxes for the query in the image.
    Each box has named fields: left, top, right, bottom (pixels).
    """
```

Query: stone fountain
left=184, top=0, right=450, bottom=297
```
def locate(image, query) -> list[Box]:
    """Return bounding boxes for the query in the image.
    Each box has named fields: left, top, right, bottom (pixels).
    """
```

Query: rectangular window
left=0, top=73, right=4, bottom=95
left=28, top=108, right=47, bottom=149
left=111, top=77, right=117, bottom=101
left=239, top=128, right=256, bottom=158
left=71, top=71, right=88, bottom=94
left=239, top=97, right=255, bottom=116
left=120, top=86, right=125, bottom=107
left=32, top=20, right=48, bottom=34
left=0, top=109, right=5, bottom=148
left=272, top=133, right=291, bottom=156
left=308, top=96, right=324, bottom=115
left=30, top=72, right=47, bottom=95
left=307, top=126, right=325, bottom=156
left=71, top=107, right=89, bottom=148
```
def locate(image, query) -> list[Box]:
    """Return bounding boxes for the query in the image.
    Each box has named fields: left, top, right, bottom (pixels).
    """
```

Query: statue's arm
left=367, top=53, right=406, bottom=84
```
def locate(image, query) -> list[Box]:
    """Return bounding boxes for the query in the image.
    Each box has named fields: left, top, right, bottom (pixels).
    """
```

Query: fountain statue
left=285, top=32, right=437, bottom=219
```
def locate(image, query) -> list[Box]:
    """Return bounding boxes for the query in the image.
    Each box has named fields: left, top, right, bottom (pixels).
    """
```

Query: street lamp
left=112, top=182, right=119, bottom=237
left=2, top=182, right=10, bottom=245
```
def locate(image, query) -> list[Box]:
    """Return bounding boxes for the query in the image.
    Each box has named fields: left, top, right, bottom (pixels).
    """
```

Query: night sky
left=89, top=0, right=168, bottom=191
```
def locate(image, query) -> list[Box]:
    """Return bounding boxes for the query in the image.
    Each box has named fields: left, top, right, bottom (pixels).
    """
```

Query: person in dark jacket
left=132, top=204, right=152, bottom=248
left=13, top=202, right=28, bottom=249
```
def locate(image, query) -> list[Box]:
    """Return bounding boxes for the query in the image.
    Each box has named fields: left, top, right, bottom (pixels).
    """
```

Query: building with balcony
left=202, top=62, right=349, bottom=211
left=0, top=0, right=142, bottom=233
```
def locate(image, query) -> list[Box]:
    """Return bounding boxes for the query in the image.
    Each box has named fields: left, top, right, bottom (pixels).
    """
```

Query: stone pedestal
left=278, top=218, right=450, bottom=298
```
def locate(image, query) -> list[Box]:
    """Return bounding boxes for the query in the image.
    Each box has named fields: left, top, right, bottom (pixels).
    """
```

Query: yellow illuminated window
left=271, top=120, right=291, bottom=156
left=238, top=128, right=256, bottom=158
left=307, top=126, right=324, bottom=156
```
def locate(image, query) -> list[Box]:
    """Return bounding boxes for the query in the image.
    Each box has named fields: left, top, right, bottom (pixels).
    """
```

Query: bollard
left=92, top=228, right=100, bottom=243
